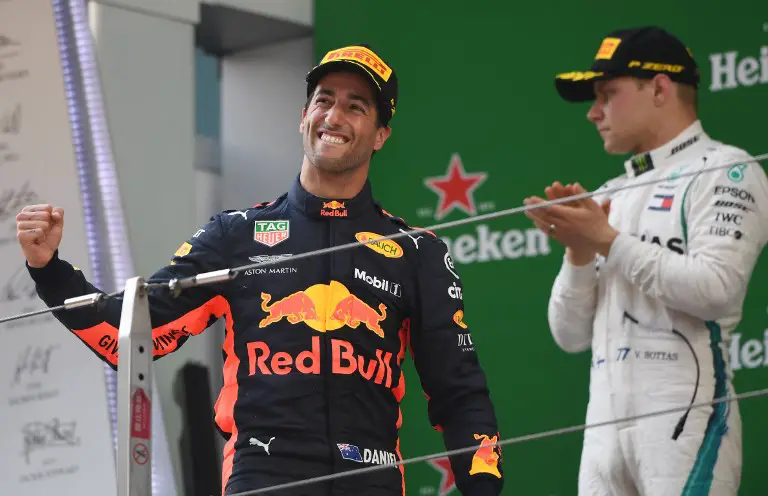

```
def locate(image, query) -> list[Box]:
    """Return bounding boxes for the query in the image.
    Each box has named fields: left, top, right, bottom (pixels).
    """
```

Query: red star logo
left=428, top=457, right=456, bottom=496
left=424, top=153, right=487, bottom=220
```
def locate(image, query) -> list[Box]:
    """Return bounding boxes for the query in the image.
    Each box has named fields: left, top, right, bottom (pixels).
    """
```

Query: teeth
left=321, top=134, right=346, bottom=144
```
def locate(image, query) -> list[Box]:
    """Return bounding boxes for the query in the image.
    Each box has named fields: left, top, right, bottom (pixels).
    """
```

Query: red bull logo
left=247, top=336, right=395, bottom=387
left=469, top=433, right=501, bottom=479
left=330, top=294, right=386, bottom=337
left=259, top=291, right=319, bottom=327
left=323, top=201, right=345, bottom=209
left=254, top=282, right=391, bottom=384
left=321, top=201, right=348, bottom=217
left=259, top=281, right=386, bottom=337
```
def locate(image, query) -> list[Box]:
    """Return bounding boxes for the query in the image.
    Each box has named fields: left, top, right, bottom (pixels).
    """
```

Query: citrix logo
left=448, top=281, right=463, bottom=300
left=709, top=46, right=768, bottom=91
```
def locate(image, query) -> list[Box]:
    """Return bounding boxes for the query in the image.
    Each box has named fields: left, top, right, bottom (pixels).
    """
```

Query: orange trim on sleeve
left=392, top=320, right=409, bottom=495
left=392, top=319, right=409, bottom=409
left=213, top=303, right=239, bottom=495
left=72, top=296, right=230, bottom=366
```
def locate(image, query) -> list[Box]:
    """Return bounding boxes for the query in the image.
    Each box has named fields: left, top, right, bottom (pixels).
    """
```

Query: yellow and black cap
left=306, top=44, right=398, bottom=126
left=555, top=26, right=700, bottom=102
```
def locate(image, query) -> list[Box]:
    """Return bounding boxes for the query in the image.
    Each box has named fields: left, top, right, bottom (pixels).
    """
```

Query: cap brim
left=306, top=60, right=383, bottom=96
left=306, top=60, right=391, bottom=125
left=554, top=71, right=611, bottom=102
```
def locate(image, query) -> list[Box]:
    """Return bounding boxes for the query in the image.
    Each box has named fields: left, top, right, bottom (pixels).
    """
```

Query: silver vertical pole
left=116, top=277, right=153, bottom=496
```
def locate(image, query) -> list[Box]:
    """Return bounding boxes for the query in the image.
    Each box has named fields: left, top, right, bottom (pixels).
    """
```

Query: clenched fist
left=16, top=204, right=65, bottom=268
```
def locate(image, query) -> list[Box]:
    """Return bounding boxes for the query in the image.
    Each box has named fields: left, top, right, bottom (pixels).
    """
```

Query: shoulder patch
left=222, top=196, right=283, bottom=222
left=174, top=242, right=192, bottom=257
left=726, top=163, right=748, bottom=183
left=252, top=200, right=277, bottom=209
left=377, top=205, right=437, bottom=238
left=223, top=209, right=251, bottom=220
left=714, top=150, right=761, bottom=184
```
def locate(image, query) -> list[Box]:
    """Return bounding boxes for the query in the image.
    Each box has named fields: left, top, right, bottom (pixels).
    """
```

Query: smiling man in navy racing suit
left=16, top=44, right=504, bottom=496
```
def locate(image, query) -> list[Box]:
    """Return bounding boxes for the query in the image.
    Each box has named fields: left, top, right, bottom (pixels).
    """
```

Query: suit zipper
left=324, top=220, right=334, bottom=471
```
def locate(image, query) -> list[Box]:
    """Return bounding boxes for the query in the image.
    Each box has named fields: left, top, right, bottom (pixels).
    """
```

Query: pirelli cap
left=555, top=26, right=700, bottom=102
left=306, top=44, right=398, bottom=126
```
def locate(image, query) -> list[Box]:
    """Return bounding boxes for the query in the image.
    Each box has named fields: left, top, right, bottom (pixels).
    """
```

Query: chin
left=310, top=144, right=340, bottom=161
left=312, top=156, right=360, bottom=175
left=602, top=140, right=631, bottom=155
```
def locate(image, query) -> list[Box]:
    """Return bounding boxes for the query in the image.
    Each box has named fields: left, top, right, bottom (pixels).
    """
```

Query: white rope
left=157, top=152, right=768, bottom=294
left=2, top=152, right=763, bottom=326
left=2, top=151, right=766, bottom=495
left=237, top=387, right=768, bottom=495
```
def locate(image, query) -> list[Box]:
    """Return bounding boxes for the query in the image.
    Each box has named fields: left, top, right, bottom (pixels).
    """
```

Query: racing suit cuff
left=26, top=250, right=76, bottom=287
left=602, top=232, right=633, bottom=272
left=557, top=255, right=598, bottom=287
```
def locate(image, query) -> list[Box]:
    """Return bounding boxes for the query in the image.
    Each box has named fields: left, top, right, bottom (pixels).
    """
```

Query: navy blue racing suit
left=28, top=176, right=504, bottom=496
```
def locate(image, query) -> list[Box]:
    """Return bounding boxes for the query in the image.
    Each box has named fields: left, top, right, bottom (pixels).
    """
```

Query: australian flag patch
left=337, top=443, right=364, bottom=462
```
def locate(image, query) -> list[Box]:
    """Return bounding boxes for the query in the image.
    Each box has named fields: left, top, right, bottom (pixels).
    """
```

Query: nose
left=586, top=100, right=603, bottom=124
left=324, top=102, right=344, bottom=128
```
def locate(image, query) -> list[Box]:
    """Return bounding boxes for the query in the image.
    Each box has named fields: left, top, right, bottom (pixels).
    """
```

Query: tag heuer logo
left=254, top=221, right=290, bottom=247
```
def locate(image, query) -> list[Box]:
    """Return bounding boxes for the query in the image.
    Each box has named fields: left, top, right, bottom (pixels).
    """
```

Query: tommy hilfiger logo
left=648, top=194, right=674, bottom=211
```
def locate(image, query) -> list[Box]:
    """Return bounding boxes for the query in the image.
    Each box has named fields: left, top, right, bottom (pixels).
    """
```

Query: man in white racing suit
left=523, top=26, right=768, bottom=495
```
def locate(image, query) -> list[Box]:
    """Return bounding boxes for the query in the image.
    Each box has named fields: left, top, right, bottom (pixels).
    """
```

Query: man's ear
left=300, top=107, right=307, bottom=133
left=373, top=125, right=392, bottom=151
left=652, top=75, right=673, bottom=106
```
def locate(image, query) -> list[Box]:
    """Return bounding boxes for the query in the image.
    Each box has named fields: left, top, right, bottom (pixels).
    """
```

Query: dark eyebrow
left=348, top=93, right=371, bottom=108
left=315, top=88, right=371, bottom=108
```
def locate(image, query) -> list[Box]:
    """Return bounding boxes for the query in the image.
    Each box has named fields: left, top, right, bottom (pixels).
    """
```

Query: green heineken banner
left=316, top=2, right=768, bottom=495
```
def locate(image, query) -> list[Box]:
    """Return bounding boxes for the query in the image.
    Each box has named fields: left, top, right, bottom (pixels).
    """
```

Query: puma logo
left=227, top=210, right=249, bottom=220
left=249, top=436, right=275, bottom=455
left=399, top=228, right=423, bottom=249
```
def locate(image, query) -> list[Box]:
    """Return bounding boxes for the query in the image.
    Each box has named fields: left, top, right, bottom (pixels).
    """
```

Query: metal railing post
left=116, top=277, right=153, bottom=496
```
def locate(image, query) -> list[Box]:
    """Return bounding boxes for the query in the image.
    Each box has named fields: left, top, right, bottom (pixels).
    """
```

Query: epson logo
left=713, top=186, right=755, bottom=203
left=354, top=268, right=401, bottom=297
left=709, top=46, right=768, bottom=91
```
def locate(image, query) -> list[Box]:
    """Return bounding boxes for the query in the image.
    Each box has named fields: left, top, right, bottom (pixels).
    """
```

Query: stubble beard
left=306, top=134, right=372, bottom=175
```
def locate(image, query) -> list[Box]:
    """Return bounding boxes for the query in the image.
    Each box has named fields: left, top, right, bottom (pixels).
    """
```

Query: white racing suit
left=548, top=120, right=768, bottom=495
